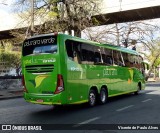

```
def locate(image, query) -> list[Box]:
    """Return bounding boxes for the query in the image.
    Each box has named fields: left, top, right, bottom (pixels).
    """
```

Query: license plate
left=36, top=99, right=43, bottom=103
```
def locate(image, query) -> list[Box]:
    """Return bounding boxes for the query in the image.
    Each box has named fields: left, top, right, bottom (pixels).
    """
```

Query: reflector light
left=54, top=74, right=64, bottom=94
left=22, top=75, right=28, bottom=93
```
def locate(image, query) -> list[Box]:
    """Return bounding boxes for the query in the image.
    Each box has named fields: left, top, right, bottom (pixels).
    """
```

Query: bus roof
left=101, top=44, right=139, bottom=55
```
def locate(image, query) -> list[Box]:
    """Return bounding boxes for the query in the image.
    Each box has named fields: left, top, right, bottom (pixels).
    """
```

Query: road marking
left=73, top=117, right=100, bottom=127
left=116, top=105, right=134, bottom=112
left=145, top=90, right=159, bottom=94
left=142, top=99, right=152, bottom=103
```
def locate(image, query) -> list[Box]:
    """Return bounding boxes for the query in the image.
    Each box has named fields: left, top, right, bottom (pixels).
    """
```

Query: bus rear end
left=22, top=34, right=65, bottom=105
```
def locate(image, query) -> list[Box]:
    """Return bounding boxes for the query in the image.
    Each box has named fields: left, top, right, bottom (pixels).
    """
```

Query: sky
left=0, top=0, right=13, bottom=12
left=0, top=0, right=17, bottom=30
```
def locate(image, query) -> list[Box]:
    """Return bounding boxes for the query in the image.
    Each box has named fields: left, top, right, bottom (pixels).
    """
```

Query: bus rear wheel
left=134, top=84, right=141, bottom=95
left=99, top=88, right=108, bottom=104
left=88, top=89, right=97, bottom=107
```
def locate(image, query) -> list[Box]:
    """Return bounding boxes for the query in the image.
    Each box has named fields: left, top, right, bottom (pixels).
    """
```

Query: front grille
left=25, top=64, right=54, bottom=73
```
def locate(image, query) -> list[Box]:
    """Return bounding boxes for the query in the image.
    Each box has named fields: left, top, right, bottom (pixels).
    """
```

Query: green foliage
left=48, top=11, right=58, bottom=17
left=154, top=57, right=160, bottom=67
left=92, top=17, right=100, bottom=26
left=14, top=0, right=102, bottom=37
left=0, top=52, right=21, bottom=68
left=0, top=42, right=21, bottom=69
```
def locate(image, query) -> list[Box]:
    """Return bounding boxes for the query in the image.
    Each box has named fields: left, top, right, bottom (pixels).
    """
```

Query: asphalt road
left=0, top=82, right=160, bottom=133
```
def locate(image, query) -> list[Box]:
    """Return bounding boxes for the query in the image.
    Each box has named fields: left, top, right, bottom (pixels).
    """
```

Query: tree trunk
left=74, top=28, right=81, bottom=37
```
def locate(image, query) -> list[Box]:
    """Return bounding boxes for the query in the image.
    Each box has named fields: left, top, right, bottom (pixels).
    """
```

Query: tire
left=52, top=105, right=61, bottom=110
left=99, top=88, right=108, bottom=104
left=134, top=84, right=141, bottom=95
left=88, top=89, right=97, bottom=107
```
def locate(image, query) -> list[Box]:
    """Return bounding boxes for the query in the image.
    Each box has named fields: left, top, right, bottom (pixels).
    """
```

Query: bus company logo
left=43, top=59, right=56, bottom=63
left=37, top=68, right=41, bottom=72
left=29, top=75, right=49, bottom=88
left=24, top=60, right=32, bottom=64
left=24, top=37, right=55, bottom=47
left=70, top=67, right=82, bottom=71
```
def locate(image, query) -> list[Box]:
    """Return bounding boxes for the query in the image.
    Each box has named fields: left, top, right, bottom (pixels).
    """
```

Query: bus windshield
left=33, top=45, right=57, bottom=54
left=22, top=35, right=57, bottom=56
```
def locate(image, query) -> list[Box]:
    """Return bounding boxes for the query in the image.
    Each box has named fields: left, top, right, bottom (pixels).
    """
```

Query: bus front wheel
left=99, top=88, right=108, bottom=104
left=88, top=89, right=97, bottom=107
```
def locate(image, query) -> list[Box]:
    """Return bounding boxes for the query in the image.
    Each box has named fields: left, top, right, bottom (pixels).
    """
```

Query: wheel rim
left=100, top=90, right=106, bottom=103
left=90, top=92, right=96, bottom=105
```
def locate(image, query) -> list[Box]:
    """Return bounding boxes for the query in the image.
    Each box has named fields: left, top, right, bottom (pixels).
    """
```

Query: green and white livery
left=22, top=33, right=145, bottom=106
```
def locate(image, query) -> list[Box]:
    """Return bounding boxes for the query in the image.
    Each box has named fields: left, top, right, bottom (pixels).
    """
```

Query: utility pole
left=119, top=0, right=122, bottom=11
left=30, top=0, right=34, bottom=36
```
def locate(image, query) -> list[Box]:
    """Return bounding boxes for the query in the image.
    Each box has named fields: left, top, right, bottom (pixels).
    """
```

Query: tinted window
left=22, top=35, right=57, bottom=56
left=66, top=39, right=114, bottom=66
left=112, top=50, right=124, bottom=66
left=33, top=45, right=57, bottom=54
left=65, top=40, right=82, bottom=64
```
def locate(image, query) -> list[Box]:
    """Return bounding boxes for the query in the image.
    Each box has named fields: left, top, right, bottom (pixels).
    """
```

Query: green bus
left=22, top=33, right=145, bottom=106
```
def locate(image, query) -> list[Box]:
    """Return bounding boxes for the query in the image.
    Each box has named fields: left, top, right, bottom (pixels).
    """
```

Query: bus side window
left=65, top=40, right=74, bottom=60
left=73, top=47, right=82, bottom=64
left=81, top=49, right=87, bottom=61
left=128, top=54, right=134, bottom=67
left=113, top=50, right=123, bottom=66
left=81, top=43, right=95, bottom=65
left=105, top=56, right=112, bottom=65
left=94, top=52, right=101, bottom=64
left=65, top=40, right=82, bottom=64
left=103, top=49, right=113, bottom=66
left=125, top=60, right=130, bottom=67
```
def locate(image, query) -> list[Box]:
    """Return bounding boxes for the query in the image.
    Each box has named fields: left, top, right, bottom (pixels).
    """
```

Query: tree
left=11, top=1, right=160, bottom=81
left=0, top=0, right=102, bottom=77
left=140, top=37, right=160, bottom=80
left=83, top=21, right=159, bottom=46
left=14, top=0, right=102, bottom=37
left=83, top=20, right=160, bottom=80
left=0, top=40, right=21, bottom=76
